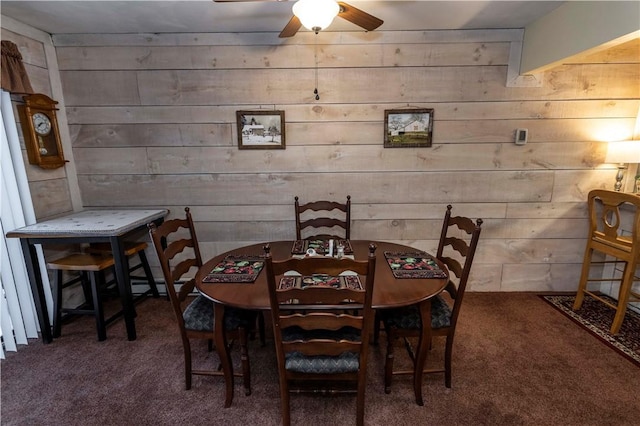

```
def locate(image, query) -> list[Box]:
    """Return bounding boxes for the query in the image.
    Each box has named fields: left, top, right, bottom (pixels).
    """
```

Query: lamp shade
left=293, top=0, right=340, bottom=32
left=605, top=141, right=640, bottom=164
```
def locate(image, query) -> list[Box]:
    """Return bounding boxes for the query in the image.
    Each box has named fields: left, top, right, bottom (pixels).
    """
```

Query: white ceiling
left=1, top=1, right=565, bottom=35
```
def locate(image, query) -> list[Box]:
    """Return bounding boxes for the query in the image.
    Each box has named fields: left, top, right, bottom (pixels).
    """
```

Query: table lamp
left=605, top=140, right=640, bottom=192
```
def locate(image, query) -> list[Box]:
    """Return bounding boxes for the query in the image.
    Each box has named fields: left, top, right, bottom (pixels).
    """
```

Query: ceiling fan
left=214, top=0, right=384, bottom=38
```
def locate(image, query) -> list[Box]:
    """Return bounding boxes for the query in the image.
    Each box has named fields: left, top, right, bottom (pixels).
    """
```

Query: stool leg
left=90, top=272, right=107, bottom=341
left=138, top=250, right=160, bottom=298
left=80, top=271, right=93, bottom=308
left=52, top=270, right=63, bottom=338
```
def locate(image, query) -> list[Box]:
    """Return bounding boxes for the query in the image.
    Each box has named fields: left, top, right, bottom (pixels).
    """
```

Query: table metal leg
left=20, top=240, right=52, bottom=344
left=110, top=237, right=136, bottom=340
left=215, top=302, right=234, bottom=408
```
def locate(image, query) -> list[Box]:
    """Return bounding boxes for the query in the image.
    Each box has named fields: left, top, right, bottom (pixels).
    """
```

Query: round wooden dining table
left=195, top=240, right=449, bottom=407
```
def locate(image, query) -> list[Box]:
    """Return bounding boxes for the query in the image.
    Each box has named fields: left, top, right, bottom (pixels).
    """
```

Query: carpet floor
left=2, top=293, right=640, bottom=425
left=540, top=294, right=640, bottom=367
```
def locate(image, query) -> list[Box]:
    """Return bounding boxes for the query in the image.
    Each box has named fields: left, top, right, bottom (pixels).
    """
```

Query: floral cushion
left=381, top=294, right=452, bottom=330
left=183, top=294, right=256, bottom=331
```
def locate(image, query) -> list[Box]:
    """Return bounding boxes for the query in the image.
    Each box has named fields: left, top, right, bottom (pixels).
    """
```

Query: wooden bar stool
left=85, top=241, right=160, bottom=299
left=48, top=253, right=116, bottom=341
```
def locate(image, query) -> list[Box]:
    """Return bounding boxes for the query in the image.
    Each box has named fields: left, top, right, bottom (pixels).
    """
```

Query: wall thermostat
left=515, top=128, right=528, bottom=145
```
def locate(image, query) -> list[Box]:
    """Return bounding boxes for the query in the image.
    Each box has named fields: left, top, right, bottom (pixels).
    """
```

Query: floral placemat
left=291, top=239, right=353, bottom=255
left=279, top=274, right=363, bottom=290
left=384, top=251, right=447, bottom=279
left=203, top=255, right=264, bottom=283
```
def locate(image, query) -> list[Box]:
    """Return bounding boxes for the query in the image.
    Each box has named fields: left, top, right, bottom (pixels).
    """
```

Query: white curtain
left=0, top=89, right=51, bottom=358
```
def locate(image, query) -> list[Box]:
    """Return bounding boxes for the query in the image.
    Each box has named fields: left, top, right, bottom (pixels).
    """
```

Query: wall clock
left=17, top=93, right=67, bottom=169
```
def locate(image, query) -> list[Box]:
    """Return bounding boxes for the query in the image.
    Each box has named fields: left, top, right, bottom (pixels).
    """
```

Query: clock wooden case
left=17, top=93, right=67, bottom=169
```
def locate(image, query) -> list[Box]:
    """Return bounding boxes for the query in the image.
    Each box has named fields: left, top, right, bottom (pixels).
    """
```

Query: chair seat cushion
left=282, top=326, right=360, bottom=374
left=183, top=294, right=256, bottom=332
left=285, top=351, right=359, bottom=374
left=381, top=294, right=452, bottom=330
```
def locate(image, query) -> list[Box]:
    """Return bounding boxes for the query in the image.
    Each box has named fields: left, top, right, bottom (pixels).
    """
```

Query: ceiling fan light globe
left=292, top=0, right=340, bottom=32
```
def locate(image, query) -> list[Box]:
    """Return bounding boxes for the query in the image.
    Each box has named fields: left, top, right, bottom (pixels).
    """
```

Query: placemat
left=203, top=255, right=264, bottom=283
left=291, top=239, right=353, bottom=255
left=279, top=274, right=363, bottom=290
left=384, top=251, right=447, bottom=279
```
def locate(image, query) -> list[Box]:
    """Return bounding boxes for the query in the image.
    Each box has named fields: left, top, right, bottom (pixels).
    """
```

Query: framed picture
left=236, top=110, right=285, bottom=150
left=384, top=108, right=434, bottom=148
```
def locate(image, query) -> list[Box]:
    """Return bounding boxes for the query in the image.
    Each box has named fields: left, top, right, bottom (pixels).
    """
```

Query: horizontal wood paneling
left=65, top=100, right=640, bottom=124
left=71, top=141, right=608, bottom=175
left=502, top=263, right=582, bottom=292
left=1, top=28, right=47, bottom=67
left=54, top=30, right=640, bottom=292
left=23, top=63, right=52, bottom=97
left=59, top=65, right=639, bottom=106
left=70, top=123, right=233, bottom=147
left=29, top=179, right=73, bottom=220
left=52, top=29, right=524, bottom=47
left=56, top=42, right=510, bottom=70
left=77, top=171, right=556, bottom=206
left=69, top=118, right=637, bottom=147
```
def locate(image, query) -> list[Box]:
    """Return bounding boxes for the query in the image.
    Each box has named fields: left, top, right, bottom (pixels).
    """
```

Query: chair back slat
left=295, top=195, right=351, bottom=239
left=276, top=287, right=366, bottom=305
left=285, top=341, right=363, bottom=356
left=280, top=313, right=363, bottom=330
left=588, top=189, right=640, bottom=257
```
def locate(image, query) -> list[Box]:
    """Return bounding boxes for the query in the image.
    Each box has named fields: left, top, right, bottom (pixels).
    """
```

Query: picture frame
left=384, top=108, right=434, bottom=148
left=236, top=110, right=285, bottom=150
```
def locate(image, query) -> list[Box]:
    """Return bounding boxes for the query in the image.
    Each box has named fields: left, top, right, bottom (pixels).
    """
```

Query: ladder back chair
left=264, top=243, right=377, bottom=426
left=294, top=195, right=351, bottom=240
left=377, top=205, right=482, bottom=404
left=148, top=207, right=260, bottom=399
left=573, top=189, right=640, bottom=334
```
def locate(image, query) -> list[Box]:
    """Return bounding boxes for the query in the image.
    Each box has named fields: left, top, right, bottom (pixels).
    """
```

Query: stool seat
left=85, top=241, right=148, bottom=257
left=48, top=253, right=115, bottom=271
left=84, top=241, right=160, bottom=298
left=48, top=253, right=116, bottom=341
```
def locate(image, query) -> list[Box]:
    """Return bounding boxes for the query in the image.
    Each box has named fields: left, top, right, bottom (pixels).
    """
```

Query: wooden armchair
left=294, top=195, right=351, bottom=240
left=264, top=242, right=377, bottom=426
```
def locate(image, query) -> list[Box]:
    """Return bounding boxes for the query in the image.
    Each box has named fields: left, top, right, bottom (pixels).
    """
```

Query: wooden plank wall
left=1, top=28, right=74, bottom=220
left=51, top=30, right=640, bottom=291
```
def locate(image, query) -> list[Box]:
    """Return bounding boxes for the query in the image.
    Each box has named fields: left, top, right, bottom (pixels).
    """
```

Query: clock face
left=32, top=112, right=52, bottom=136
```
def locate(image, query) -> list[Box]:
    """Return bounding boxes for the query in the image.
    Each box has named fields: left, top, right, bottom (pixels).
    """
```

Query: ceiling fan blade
left=279, top=15, right=301, bottom=38
left=337, top=1, right=383, bottom=31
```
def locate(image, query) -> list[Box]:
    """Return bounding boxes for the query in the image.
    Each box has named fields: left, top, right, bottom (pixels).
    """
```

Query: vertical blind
left=1, top=89, right=50, bottom=358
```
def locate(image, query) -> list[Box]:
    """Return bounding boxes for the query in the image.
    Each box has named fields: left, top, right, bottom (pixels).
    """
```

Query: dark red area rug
left=541, top=294, right=640, bottom=367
